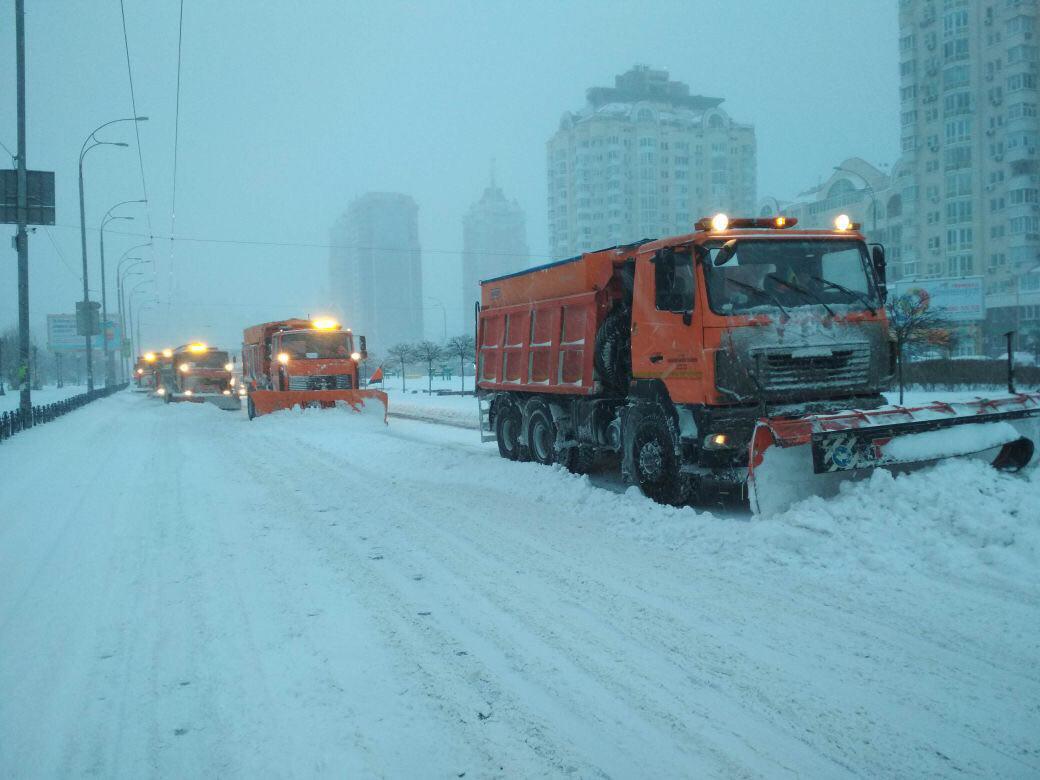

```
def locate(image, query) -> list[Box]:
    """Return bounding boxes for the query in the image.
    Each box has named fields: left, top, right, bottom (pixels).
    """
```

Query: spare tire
left=594, top=307, right=631, bottom=393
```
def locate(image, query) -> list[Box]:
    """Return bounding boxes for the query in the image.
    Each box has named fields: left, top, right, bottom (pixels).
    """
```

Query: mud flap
left=748, top=394, right=1040, bottom=516
left=248, top=389, right=388, bottom=422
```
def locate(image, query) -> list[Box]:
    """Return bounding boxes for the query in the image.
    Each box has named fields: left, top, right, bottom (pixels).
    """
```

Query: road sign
left=0, top=169, right=55, bottom=225
left=76, top=301, right=101, bottom=336
left=47, top=313, right=121, bottom=352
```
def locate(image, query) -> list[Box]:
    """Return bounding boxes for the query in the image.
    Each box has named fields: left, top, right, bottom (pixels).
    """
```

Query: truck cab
left=133, top=352, right=158, bottom=391
left=168, top=343, right=235, bottom=403
left=243, top=318, right=364, bottom=393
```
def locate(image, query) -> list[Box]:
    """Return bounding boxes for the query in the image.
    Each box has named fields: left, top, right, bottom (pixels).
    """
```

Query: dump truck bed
left=477, top=246, right=634, bottom=395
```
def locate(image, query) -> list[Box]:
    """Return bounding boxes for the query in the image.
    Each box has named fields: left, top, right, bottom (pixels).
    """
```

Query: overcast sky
left=1, top=0, right=898, bottom=351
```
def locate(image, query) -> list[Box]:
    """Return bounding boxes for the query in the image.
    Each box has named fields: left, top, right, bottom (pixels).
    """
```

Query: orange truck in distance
left=476, top=213, right=1040, bottom=514
left=133, top=352, right=158, bottom=391
left=163, top=343, right=240, bottom=410
left=240, top=318, right=388, bottom=420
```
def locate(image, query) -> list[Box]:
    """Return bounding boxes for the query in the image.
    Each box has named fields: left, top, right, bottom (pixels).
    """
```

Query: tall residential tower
left=329, top=193, right=423, bottom=350
left=461, top=178, right=528, bottom=316
left=898, top=0, right=1040, bottom=348
left=547, top=65, right=756, bottom=259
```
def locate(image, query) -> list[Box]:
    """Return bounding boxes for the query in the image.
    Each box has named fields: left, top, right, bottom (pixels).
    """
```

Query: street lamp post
left=116, top=243, right=152, bottom=378
left=425, top=296, right=447, bottom=342
left=832, top=166, right=878, bottom=233
left=99, top=198, right=145, bottom=385
left=127, top=281, right=156, bottom=362
left=119, top=265, right=146, bottom=364
left=78, top=116, right=147, bottom=392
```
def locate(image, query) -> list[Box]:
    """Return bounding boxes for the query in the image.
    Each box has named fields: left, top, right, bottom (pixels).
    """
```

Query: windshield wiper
left=725, top=278, right=790, bottom=319
left=810, top=275, right=877, bottom=314
left=766, top=274, right=836, bottom=317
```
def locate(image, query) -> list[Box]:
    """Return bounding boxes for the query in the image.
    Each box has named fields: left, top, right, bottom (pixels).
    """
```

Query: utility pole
left=15, top=0, right=32, bottom=421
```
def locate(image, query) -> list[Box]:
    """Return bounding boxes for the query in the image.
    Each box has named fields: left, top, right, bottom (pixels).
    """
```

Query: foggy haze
left=1, top=0, right=898, bottom=351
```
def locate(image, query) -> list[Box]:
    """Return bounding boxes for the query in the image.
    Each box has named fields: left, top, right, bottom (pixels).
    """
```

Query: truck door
left=630, top=247, right=705, bottom=402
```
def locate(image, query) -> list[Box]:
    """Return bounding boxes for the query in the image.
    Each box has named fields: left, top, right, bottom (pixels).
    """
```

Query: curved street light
left=832, top=165, right=877, bottom=232
left=127, top=279, right=156, bottom=360
left=118, top=258, right=153, bottom=380
left=99, top=198, right=146, bottom=384
left=78, top=116, right=148, bottom=391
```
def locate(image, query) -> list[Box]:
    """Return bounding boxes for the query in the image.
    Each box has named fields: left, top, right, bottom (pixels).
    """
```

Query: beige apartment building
left=547, top=66, right=756, bottom=259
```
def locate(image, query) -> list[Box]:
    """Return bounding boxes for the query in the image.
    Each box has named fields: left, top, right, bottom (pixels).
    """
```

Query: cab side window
left=654, top=250, right=695, bottom=312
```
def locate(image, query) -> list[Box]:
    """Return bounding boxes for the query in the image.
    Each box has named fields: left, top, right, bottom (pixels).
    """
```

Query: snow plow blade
left=748, top=393, right=1040, bottom=516
left=248, top=389, right=388, bottom=422
left=202, top=394, right=242, bottom=411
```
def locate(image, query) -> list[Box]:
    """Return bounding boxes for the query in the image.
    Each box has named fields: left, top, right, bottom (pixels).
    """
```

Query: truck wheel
left=494, top=399, right=523, bottom=461
left=631, top=411, right=688, bottom=506
left=594, top=307, right=631, bottom=393
left=163, top=388, right=171, bottom=405
left=526, top=402, right=558, bottom=466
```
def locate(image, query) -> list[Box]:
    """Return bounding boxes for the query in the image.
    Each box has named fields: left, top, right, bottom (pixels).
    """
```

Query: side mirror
left=358, top=335, right=368, bottom=359
left=871, top=244, right=888, bottom=303
left=714, top=239, right=738, bottom=266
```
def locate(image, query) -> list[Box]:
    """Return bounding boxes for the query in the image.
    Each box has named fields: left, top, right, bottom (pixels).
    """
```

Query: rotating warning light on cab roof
left=695, top=213, right=799, bottom=231
left=311, top=318, right=339, bottom=330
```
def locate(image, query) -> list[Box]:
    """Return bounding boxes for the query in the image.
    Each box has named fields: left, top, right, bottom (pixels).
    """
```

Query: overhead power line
left=118, top=0, right=154, bottom=236
left=169, top=0, right=186, bottom=299
left=48, top=222, right=549, bottom=261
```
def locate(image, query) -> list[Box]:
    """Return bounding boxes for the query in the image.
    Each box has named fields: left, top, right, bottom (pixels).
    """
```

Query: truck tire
left=163, top=387, right=171, bottom=404
left=630, top=410, right=689, bottom=506
left=494, top=397, right=524, bottom=461
left=594, top=307, right=631, bottom=393
left=526, top=402, right=558, bottom=466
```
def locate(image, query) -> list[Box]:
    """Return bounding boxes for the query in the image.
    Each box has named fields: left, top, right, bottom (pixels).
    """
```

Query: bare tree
left=886, top=295, right=951, bottom=403
left=444, top=334, right=475, bottom=393
left=412, top=340, right=444, bottom=394
left=386, top=343, right=415, bottom=391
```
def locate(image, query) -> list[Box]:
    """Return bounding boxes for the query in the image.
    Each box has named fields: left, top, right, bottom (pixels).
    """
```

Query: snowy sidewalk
left=1, top=391, right=1038, bottom=777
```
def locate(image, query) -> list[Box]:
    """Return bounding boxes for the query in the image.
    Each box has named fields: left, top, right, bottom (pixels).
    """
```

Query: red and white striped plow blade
left=747, top=393, right=1040, bottom=516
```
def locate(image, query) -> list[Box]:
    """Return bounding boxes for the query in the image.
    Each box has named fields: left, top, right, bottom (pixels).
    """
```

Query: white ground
left=1, top=390, right=1038, bottom=777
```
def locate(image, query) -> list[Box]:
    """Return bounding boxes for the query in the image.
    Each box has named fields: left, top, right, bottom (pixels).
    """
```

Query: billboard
left=891, top=276, right=984, bottom=322
left=47, top=314, right=121, bottom=352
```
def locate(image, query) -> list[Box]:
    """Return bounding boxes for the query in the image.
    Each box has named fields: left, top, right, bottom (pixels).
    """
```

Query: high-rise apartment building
left=329, top=193, right=423, bottom=351
left=461, top=178, right=528, bottom=315
left=898, top=0, right=1040, bottom=349
left=547, top=65, right=756, bottom=259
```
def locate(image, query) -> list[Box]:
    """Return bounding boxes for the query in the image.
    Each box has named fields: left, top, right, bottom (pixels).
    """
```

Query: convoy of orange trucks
left=124, top=212, right=1039, bottom=515
left=475, top=213, right=1040, bottom=514
left=159, top=343, right=240, bottom=410
left=240, top=317, right=388, bottom=420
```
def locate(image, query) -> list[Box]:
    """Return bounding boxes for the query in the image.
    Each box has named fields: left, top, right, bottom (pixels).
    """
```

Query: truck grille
left=752, top=344, right=870, bottom=393
left=288, top=374, right=353, bottom=390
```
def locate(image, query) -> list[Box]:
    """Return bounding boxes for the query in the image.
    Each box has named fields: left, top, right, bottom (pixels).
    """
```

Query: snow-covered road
left=1, top=392, right=1038, bottom=777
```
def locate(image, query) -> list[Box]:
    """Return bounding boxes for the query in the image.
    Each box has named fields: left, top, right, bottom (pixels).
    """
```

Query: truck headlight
left=350, top=351, right=361, bottom=361
left=277, top=352, right=290, bottom=365
left=156, top=387, right=166, bottom=395
left=184, top=389, right=193, bottom=396
left=224, top=362, right=234, bottom=372
left=179, top=364, right=190, bottom=373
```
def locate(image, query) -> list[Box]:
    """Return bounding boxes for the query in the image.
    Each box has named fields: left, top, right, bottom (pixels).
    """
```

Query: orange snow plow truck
left=241, top=318, right=388, bottom=421
left=476, top=214, right=1040, bottom=515
left=165, top=343, right=240, bottom=410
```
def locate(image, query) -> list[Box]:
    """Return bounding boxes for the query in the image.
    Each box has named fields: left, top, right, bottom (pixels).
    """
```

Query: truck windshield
left=279, top=331, right=351, bottom=359
left=704, top=239, right=878, bottom=316
left=181, top=351, right=230, bottom=369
